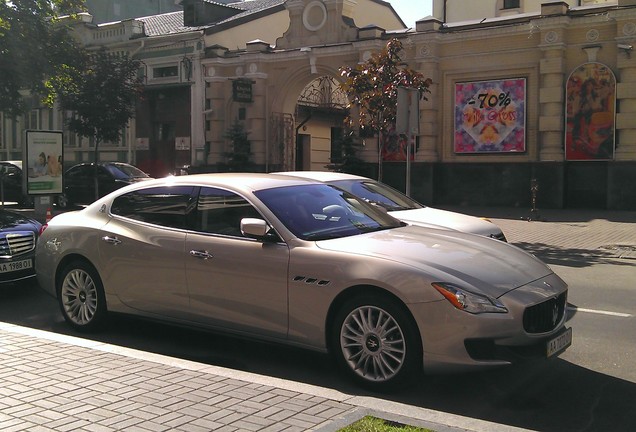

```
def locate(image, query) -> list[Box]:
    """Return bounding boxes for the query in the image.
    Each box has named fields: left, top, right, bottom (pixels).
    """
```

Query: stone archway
left=295, top=75, right=349, bottom=170
left=270, top=75, right=349, bottom=171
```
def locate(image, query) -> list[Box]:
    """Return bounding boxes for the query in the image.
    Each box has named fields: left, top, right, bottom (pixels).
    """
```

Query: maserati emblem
left=551, top=303, right=560, bottom=326
left=366, top=335, right=380, bottom=352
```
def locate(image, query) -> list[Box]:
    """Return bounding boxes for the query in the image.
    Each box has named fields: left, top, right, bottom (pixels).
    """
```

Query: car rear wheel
left=57, top=260, right=107, bottom=332
left=331, top=294, right=422, bottom=391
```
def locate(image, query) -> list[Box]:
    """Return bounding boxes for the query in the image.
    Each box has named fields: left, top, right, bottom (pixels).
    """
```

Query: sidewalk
left=442, top=206, right=636, bottom=260
left=0, top=322, right=526, bottom=432
left=1, top=206, right=634, bottom=432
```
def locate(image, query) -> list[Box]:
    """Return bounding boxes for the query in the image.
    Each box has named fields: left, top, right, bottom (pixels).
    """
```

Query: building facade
left=2, top=0, right=636, bottom=209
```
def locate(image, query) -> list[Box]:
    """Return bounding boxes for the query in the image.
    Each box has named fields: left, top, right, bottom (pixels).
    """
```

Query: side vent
left=292, top=276, right=331, bottom=286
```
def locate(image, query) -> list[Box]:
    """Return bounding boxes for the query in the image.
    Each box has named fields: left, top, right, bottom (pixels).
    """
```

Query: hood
left=316, top=225, right=551, bottom=298
left=390, top=207, right=502, bottom=238
left=0, top=210, right=41, bottom=231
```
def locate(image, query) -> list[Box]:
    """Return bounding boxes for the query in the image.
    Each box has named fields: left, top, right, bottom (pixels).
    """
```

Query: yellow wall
left=351, top=1, right=407, bottom=30
left=440, top=0, right=617, bottom=23
left=206, top=10, right=289, bottom=49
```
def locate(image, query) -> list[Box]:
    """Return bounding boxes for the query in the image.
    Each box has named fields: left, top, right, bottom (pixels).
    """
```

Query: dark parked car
left=0, top=161, right=33, bottom=207
left=56, top=162, right=153, bottom=208
left=0, top=209, right=41, bottom=284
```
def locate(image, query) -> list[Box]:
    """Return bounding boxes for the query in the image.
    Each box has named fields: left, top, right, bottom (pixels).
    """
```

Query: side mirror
left=241, top=218, right=276, bottom=241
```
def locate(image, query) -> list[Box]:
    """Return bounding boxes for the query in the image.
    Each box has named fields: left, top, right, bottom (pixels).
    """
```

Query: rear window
left=111, top=186, right=195, bottom=229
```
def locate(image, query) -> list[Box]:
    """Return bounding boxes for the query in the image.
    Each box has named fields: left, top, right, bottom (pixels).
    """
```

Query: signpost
left=396, top=87, right=419, bottom=197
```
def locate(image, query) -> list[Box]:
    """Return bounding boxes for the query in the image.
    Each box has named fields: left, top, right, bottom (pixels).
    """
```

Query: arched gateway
left=198, top=0, right=404, bottom=173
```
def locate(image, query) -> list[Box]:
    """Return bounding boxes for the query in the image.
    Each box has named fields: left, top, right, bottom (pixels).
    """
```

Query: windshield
left=107, top=163, right=149, bottom=179
left=328, top=179, right=424, bottom=212
left=255, top=184, right=403, bottom=240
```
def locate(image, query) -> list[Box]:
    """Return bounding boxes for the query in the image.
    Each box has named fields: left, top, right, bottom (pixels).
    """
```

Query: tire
left=57, top=260, right=107, bottom=332
left=56, top=193, right=70, bottom=209
left=331, top=294, right=422, bottom=391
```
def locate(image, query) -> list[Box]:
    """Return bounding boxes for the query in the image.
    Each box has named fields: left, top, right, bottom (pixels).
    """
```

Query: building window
left=26, top=110, right=40, bottom=130
left=503, top=0, right=520, bottom=9
left=153, top=66, right=178, bottom=78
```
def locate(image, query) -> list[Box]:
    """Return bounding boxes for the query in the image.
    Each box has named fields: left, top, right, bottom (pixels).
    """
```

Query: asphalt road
left=1, top=256, right=635, bottom=432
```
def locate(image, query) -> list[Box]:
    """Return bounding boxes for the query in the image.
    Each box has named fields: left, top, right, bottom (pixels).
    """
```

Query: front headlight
left=432, top=282, right=508, bottom=314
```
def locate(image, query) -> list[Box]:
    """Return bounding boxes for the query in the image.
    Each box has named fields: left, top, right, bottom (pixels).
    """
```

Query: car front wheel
left=331, top=294, right=422, bottom=391
left=57, top=260, right=107, bottom=332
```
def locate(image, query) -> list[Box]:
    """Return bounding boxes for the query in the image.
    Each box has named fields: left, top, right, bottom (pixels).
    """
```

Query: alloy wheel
left=61, top=269, right=99, bottom=326
left=340, top=305, right=406, bottom=383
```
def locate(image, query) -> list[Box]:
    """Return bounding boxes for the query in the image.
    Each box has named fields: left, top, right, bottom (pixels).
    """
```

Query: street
left=1, top=247, right=635, bottom=431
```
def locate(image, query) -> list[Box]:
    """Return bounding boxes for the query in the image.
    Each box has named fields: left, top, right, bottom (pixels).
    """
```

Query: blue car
left=0, top=209, right=41, bottom=284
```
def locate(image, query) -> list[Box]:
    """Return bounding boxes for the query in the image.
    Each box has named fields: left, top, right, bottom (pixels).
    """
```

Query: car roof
left=0, top=160, right=22, bottom=169
left=274, top=171, right=366, bottom=182
left=136, top=172, right=321, bottom=193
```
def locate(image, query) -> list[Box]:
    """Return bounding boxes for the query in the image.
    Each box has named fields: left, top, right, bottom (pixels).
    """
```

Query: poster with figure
left=454, top=78, right=526, bottom=153
left=25, top=130, right=63, bottom=195
left=565, top=62, right=616, bottom=161
left=381, top=124, right=415, bottom=161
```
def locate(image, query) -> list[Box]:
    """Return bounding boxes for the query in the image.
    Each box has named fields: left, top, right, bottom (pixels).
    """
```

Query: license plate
left=546, top=327, right=572, bottom=357
left=0, top=259, right=33, bottom=274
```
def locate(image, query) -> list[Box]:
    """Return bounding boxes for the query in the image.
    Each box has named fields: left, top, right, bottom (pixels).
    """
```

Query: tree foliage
left=46, top=48, right=143, bottom=157
left=0, top=0, right=86, bottom=117
left=339, top=38, right=432, bottom=134
left=222, top=121, right=253, bottom=171
left=325, top=131, right=367, bottom=174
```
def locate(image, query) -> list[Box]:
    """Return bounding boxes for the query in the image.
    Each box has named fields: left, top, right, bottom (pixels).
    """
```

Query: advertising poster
left=565, top=62, right=616, bottom=160
left=454, top=78, right=526, bottom=153
left=25, top=130, right=63, bottom=195
left=381, top=125, right=415, bottom=161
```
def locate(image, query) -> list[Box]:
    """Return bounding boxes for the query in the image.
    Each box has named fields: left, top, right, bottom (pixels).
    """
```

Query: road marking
left=567, top=306, right=632, bottom=318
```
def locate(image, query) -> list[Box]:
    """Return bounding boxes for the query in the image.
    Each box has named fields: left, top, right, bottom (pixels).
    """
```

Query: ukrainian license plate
left=546, top=327, right=572, bottom=357
left=0, top=259, right=33, bottom=274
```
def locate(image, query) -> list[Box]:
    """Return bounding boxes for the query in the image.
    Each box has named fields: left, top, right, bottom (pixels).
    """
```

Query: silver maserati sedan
left=275, top=171, right=507, bottom=241
left=36, top=173, right=571, bottom=390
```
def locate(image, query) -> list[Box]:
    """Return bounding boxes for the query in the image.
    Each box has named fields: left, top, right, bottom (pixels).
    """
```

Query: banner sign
left=232, top=79, right=253, bottom=103
left=565, top=62, right=616, bottom=160
left=454, top=78, right=526, bottom=153
left=25, top=130, right=63, bottom=195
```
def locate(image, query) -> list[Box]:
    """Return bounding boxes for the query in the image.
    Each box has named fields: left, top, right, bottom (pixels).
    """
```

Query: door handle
left=101, top=236, right=121, bottom=245
left=190, top=250, right=213, bottom=260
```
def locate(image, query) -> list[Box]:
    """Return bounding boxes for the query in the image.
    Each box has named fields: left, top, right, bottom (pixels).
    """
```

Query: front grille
left=523, top=291, right=567, bottom=334
left=0, top=231, right=36, bottom=259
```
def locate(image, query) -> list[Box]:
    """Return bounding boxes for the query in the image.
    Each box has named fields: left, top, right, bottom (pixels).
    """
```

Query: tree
left=222, top=121, right=253, bottom=171
left=0, top=0, right=86, bottom=118
left=339, top=38, right=432, bottom=175
left=325, top=131, right=366, bottom=174
left=46, top=48, right=143, bottom=198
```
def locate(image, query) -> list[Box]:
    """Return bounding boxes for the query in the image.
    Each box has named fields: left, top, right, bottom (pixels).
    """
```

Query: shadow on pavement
left=515, top=242, right=636, bottom=268
left=2, top=283, right=636, bottom=432
left=441, top=205, right=636, bottom=224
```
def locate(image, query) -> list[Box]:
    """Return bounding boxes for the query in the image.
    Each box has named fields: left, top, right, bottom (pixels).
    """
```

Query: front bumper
left=411, top=273, right=570, bottom=372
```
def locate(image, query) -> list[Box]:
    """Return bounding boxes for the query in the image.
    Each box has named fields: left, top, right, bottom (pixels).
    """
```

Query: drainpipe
left=444, top=0, right=447, bottom=23
left=131, top=39, right=145, bottom=57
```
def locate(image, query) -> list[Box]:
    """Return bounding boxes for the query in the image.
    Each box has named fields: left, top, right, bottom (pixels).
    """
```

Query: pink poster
left=565, top=63, right=616, bottom=160
left=454, top=78, right=526, bottom=153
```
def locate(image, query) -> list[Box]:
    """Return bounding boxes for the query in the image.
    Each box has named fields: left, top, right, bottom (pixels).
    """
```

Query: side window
left=111, top=186, right=195, bottom=229
left=67, top=165, right=90, bottom=179
left=196, top=187, right=261, bottom=237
